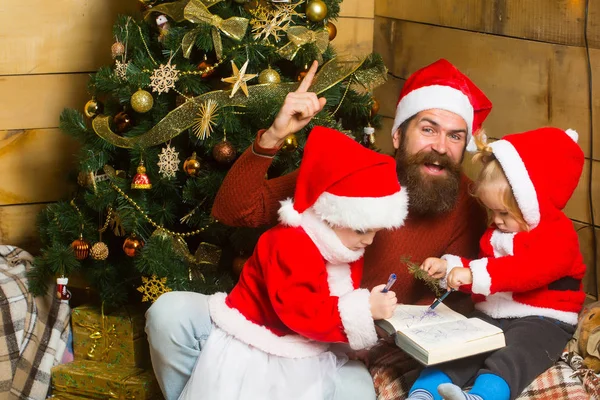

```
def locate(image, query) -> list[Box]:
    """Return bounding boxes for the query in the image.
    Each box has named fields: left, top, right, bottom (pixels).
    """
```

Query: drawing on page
left=392, top=307, right=449, bottom=329
left=407, top=320, right=482, bottom=346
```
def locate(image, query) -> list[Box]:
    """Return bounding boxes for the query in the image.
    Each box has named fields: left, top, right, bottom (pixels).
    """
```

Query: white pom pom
left=466, top=136, right=478, bottom=152
left=278, top=198, right=302, bottom=227
left=565, top=129, right=579, bottom=143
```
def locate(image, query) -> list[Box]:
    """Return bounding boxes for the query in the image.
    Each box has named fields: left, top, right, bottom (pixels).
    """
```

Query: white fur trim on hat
left=312, top=188, right=409, bottom=231
left=337, top=288, right=378, bottom=350
left=469, top=258, right=491, bottom=296
left=391, top=85, right=475, bottom=139
left=209, top=293, right=329, bottom=358
left=489, top=140, right=540, bottom=229
left=475, top=292, right=578, bottom=325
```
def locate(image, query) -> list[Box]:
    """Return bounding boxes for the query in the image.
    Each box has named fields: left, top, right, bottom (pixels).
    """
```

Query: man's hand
left=420, top=257, right=448, bottom=279
left=447, top=268, right=473, bottom=290
left=369, top=285, right=397, bottom=320
left=259, top=60, right=327, bottom=149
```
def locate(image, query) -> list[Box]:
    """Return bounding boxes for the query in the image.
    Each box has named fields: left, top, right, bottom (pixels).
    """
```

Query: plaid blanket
left=368, top=342, right=598, bottom=400
left=0, top=246, right=70, bottom=400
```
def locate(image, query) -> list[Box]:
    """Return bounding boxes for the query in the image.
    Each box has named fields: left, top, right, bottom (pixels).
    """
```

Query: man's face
left=392, top=109, right=467, bottom=216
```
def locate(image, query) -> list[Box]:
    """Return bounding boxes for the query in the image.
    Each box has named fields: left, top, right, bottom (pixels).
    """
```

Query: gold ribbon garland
left=150, top=0, right=248, bottom=59
left=278, top=26, right=329, bottom=63
left=74, top=304, right=117, bottom=361
left=93, top=57, right=379, bottom=148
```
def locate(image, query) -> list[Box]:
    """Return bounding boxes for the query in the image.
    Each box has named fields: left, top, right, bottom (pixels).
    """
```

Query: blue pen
left=428, top=289, right=455, bottom=310
left=381, top=273, right=397, bottom=293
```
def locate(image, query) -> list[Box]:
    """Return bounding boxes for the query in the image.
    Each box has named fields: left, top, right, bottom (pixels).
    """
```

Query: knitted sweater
left=212, top=137, right=488, bottom=304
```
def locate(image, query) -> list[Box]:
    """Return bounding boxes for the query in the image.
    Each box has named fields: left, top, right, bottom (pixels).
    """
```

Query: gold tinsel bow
left=74, top=305, right=117, bottom=361
left=150, top=0, right=248, bottom=60
left=278, top=26, right=329, bottom=63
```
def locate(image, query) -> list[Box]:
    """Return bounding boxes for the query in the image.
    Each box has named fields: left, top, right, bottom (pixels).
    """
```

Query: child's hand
left=420, top=257, right=448, bottom=279
left=369, top=285, right=397, bottom=320
left=447, top=268, right=473, bottom=290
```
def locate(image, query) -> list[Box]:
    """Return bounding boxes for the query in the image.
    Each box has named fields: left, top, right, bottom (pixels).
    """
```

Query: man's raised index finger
left=296, top=60, right=319, bottom=93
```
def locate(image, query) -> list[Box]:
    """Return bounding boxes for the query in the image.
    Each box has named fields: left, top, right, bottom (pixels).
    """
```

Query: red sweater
left=213, top=138, right=487, bottom=304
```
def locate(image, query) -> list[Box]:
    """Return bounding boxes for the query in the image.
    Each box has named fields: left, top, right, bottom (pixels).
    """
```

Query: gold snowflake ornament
left=193, top=99, right=219, bottom=140
left=149, top=62, right=180, bottom=94
left=137, top=274, right=172, bottom=303
left=221, top=60, right=257, bottom=98
left=157, top=144, right=180, bottom=179
left=250, top=6, right=290, bottom=42
left=114, top=60, right=130, bottom=81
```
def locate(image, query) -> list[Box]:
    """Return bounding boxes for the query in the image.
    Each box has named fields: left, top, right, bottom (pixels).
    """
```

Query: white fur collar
left=300, top=210, right=364, bottom=264
left=490, top=229, right=516, bottom=257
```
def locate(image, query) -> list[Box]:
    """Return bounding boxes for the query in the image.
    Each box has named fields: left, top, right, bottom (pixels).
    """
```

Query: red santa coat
left=208, top=209, right=378, bottom=358
left=442, top=211, right=586, bottom=325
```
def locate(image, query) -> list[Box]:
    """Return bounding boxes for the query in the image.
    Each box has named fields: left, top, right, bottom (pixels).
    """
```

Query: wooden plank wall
left=0, top=0, right=372, bottom=253
left=373, top=0, right=600, bottom=300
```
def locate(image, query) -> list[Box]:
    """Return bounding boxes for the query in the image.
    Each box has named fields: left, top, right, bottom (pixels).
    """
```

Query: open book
left=376, top=303, right=505, bottom=366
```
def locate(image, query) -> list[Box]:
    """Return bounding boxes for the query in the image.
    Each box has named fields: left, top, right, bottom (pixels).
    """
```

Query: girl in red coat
left=409, top=127, right=587, bottom=400
left=178, top=126, right=409, bottom=400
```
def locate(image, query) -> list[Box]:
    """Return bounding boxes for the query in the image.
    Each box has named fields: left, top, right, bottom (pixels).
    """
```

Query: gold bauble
left=326, top=21, right=337, bottom=41
left=281, top=133, right=298, bottom=152
left=90, top=242, right=109, bottom=260
left=212, top=140, right=237, bottom=165
left=306, top=0, right=327, bottom=22
left=131, top=89, right=154, bottom=113
left=123, top=235, right=144, bottom=257
left=111, top=42, right=125, bottom=59
left=84, top=99, right=102, bottom=119
left=71, top=235, right=90, bottom=260
left=370, top=98, right=380, bottom=117
left=183, top=152, right=202, bottom=176
left=258, top=68, right=281, bottom=84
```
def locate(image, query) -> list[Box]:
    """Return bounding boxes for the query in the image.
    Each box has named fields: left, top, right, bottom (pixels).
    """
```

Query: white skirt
left=178, top=326, right=347, bottom=400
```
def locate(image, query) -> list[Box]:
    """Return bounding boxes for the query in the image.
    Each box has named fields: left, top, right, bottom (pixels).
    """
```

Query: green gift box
left=71, top=305, right=150, bottom=368
left=51, top=360, right=160, bottom=399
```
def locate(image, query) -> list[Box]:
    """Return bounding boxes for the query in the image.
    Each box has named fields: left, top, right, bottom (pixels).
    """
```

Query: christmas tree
left=28, top=0, right=387, bottom=307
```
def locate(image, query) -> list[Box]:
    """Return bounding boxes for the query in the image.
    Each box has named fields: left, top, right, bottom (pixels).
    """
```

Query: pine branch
left=402, top=256, right=444, bottom=297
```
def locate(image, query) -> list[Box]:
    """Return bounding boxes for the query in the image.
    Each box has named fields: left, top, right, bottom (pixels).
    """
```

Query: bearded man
left=145, top=59, right=492, bottom=400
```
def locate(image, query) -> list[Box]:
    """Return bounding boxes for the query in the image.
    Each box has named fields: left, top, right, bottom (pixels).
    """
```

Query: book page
left=384, top=303, right=465, bottom=331
left=402, top=318, right=504, bottom=350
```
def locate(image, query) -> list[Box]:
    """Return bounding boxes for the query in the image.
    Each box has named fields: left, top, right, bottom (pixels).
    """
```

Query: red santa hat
left=391, top=59, right=492, bottom=152
left=488, top=127, right=584, bottom=229
left=278, top=126, right=408, bottom=230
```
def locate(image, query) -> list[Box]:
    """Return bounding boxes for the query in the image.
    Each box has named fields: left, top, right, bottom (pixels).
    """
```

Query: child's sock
left=468, top=374, right=510, bottom=400
left=408, top=368, right=452, bottom=400
left=408, top=389, right=435, bottom=400
left=437, top=383, right=482, bottom=400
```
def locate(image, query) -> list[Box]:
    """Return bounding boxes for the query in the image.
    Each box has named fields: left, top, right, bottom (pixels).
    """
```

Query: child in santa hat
left=178, top=126, right=409, bottom=400
left=410, top=127, right=587, bottom=400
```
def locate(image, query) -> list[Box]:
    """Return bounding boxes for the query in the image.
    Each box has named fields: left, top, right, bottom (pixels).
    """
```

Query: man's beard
left=395, top=142, right=462, bottom=217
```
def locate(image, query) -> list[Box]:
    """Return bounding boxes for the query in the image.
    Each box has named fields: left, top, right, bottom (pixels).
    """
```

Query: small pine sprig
left=402, top=256, right=443, bottom=297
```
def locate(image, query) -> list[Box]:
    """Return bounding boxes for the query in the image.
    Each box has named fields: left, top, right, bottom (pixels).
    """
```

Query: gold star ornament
left=221, top=59, right=257, bottom=98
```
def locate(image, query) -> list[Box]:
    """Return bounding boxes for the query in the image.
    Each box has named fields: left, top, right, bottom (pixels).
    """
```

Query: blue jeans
left=145, top=291, right=377, bottom=400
